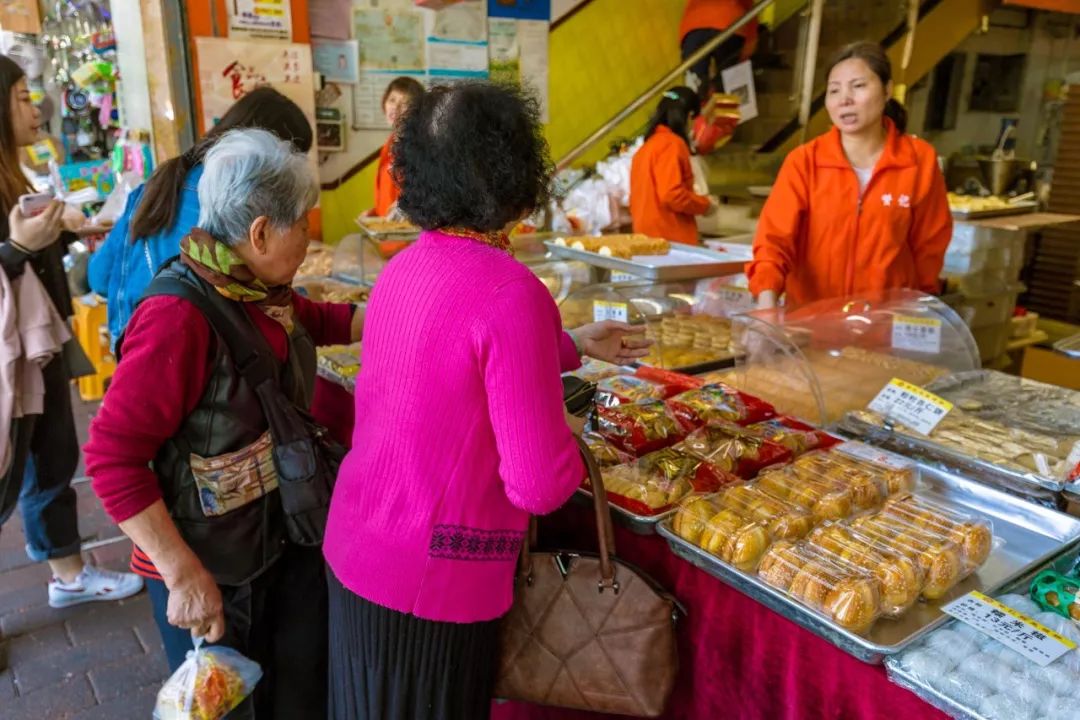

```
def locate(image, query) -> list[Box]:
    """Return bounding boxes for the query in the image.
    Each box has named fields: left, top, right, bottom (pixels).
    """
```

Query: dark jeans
left=146, top=544, right=329, bottom=719
left=681, top=29, right=746, bottom=100
left=0, top=358, right=81, bottom=562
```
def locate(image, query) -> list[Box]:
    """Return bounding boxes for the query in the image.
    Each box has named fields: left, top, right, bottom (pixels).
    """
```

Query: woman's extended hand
left=569, top=321, right=652, bottom=365
left=166, top=564, right=225, bottom=642
left=8, top=201, right=63, bottom=253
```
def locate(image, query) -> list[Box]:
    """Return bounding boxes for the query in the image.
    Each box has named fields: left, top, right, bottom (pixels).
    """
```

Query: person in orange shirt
left=748, top=42, right=952, bottom=309
left=681, top=0, right=758, bottom=99
left=372, top=76, right=424, bottom=218
left=630, top=87, right=718, bottom=246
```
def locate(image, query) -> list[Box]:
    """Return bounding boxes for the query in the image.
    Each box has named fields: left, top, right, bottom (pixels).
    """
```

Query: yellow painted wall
left=320, top=0, right=685, bottom=244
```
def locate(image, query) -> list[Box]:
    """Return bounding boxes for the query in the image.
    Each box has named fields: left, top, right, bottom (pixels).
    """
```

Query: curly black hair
left=391, top=82, right=552, bottom=233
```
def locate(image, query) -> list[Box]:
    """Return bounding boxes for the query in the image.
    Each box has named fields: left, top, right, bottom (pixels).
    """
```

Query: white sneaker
left=48, top=564, right=145, bottom=609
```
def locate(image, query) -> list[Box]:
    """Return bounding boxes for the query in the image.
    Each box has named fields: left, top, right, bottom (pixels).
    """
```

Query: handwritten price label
left=892, top=315, right=943, bottom=354
left=867, top=378, right=953, bottom=435
left=944, top=592, right=1076, bottom=667
left=593, top=300, right=629, bottom=323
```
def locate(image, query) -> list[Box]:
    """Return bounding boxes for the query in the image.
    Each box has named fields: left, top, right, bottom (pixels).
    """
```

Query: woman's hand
left=61, top=203, right=86, bottom=232
left=8, top=201, right=63, bottom=253
left=568, top=321, right=651, bottom=365
left=166, top=564, right=225, bottom=642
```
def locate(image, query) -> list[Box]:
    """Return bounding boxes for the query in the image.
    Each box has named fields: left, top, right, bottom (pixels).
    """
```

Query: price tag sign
left=717, top=286, right=755, bottom=314
left=835, top=440, right=914, bottom=471
left=867, top=378, right=953, bottom=436
left=610, top=271, right=638, bottom=283
left=944, top=591, right=1076, bottom=667
left=593, top=300, right=629, bottom=323
left=892, top=315, right=943, bottom=354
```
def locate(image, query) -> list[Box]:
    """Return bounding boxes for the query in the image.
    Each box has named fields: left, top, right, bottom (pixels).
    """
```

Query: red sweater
left=85, top=294, right=353, bottom=577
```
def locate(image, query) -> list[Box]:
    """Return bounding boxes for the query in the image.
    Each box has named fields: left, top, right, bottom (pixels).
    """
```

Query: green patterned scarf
left=180, top=228, right=295, bottom=330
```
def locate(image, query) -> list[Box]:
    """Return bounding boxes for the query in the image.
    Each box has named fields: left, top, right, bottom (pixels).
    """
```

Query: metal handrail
left=554, top=0, right=778, bottom=171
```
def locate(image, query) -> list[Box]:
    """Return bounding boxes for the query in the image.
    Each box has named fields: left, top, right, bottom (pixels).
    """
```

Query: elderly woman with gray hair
left=85, top=128, right=361, bottom=718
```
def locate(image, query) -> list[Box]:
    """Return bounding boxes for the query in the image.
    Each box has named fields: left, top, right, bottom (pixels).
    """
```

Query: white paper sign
left=720, top=60, right=757, bottom=124
left=610, top=271, right=637, bottom=283
left=867, top=378, right=953, bottom=436
left=944, top=592, right=1076, bottom=667
left=593, top=300, right=629, bottom=323
left=835, top=440, right=914, bottom=471
left=227, top=0, right=292, bottom=41
left=892, top=315, right=943, bottom=354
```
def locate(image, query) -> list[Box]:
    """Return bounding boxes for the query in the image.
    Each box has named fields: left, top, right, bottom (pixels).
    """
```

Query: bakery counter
left=490, top=501, right=946, bottom=720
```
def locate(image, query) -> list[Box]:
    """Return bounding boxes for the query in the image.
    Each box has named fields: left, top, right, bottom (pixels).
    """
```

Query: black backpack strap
left=142, top=276, right=278, bottom=390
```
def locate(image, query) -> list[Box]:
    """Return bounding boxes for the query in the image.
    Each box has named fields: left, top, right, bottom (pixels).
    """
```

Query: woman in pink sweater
left=323, top=83, right=645, bottom=719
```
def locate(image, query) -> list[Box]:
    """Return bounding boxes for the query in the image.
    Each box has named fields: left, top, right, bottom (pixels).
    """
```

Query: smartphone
left=18, top=191, right=55, bottom=217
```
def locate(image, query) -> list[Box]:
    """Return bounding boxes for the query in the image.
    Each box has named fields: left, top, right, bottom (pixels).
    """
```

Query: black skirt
left=327, top=569, right=500, bottom=720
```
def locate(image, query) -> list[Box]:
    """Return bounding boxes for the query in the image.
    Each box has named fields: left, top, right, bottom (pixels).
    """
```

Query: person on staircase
left=747, top=41, right=952, bottom=310
left=680, top=0, right=758, bottom=100
left=630, top=87, right=719, bottom=246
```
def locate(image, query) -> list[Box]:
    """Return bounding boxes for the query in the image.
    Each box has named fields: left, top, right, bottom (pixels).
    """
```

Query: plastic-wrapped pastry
left=581, top=432, right=633, bottom=469
left=666, top=383, right=776, bottom=430
left=829, top=441, right=919, bottom=496
left=569, top=358, right=628, bottom=384
left=805, top=523, right=922, bottom=617
left=602, top=449, right=737, bottom=516
left=758, top=541, right=882, bottom=633
left=714, top=484, right=814, bottom=541
left=596, top=401, right=686, bottom=456
left=756, top=466, right=854, bottom=523
left=879, top=495, right=993, bottom=573
left=852, top=514, right=963, bottom=600
left=676, top=423, right=792, bottom=479
left=744, top=417, right=837, bottom=457
left=789, top=451, right=889, bottom=511
left=671, top=495, right=770, bottom=571
left=595, top=375, right=669, bottom=408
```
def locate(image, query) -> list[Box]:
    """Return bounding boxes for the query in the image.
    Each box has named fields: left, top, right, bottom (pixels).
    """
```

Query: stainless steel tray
left=545, top=241, right=751, bottom=281
left=574, top=487, right=674, bottom=535
left=657, top=463, right=1080, bottom=664
left=839, top=414, right=1065, bottom=499
left=355, top=217, right=422, bottom=241
left=950, top=201, right=1038, bottom=220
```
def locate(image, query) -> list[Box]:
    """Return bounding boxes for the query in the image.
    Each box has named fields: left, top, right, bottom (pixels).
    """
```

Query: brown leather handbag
left=495, top=439, right=682, bottom=717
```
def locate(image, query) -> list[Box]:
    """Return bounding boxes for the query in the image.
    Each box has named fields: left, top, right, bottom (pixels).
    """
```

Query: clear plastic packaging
left=713, top=483, right=815, bottom=542
left=676, top=422, right=793, bottom=479
left=671, top=494, right=772, bottom=571
left=878, top=494, right=994, bottom=574
left=293, top=277, right=370, bottom=304
left=567, top=358, right=631, bottom=384
left=316, top=343, right=361, bottom=390
left=596, top=401, right=686, bottom=456
left=757, top=540, right=883, bottom=633
left=829, top=440, right=920, bottom=496
left=666, top=383, right=776, bottom=430
left=723, top=290, right=978, bottom=424
left=743, top=416, right=839, bottom=457
left=849, top=513, right=965, bottom=600
left=595, top=375, right=670, bottom=408
left=601, top=448, right=739, bottom=516
left=154, top=639, right=262, bottom=720
left=788, top=451, right=891, bottom=512
left=755, top=465, right=856, bottom=523
left=582, top=431, right=633, bottom=469
left=295, top=242, right=334, bottom=279
left=804, top=523, right=924, bottom=617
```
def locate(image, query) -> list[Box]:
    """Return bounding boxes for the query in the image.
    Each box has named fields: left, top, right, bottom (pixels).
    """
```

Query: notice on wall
left=0, top=0, right=41, bottom=35
left=426, top=0, right=488, bottom=84
left=487, top=0, right=551, bottom=20
left=194, top=38, right=317, bottom=167
left=351, top=70, right=426, bottom=131
left=351, top=5, right=426, bottom=129
left=488, top=18, right=548, bottom=121
left=313, top=39, right=360, bottom=84
left=227, top=0, right=292, bottom=41
left=308, top=0, right=351, bottom=41
left=721, top=60, right=758, bottom=124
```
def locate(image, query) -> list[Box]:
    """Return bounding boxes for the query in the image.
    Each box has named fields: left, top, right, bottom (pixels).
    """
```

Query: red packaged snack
left=678, top=422, right=792, bottom=479
left=582, top=431, right=634, bottom=469
left=744, top=417, right=839, bottom=457
left=602, top=448, right=739, bottom=516
left=595, top=375, right=668, bottom=408
left=597, top=401, right=686, bottom=456
left=666, top=383, right=776, bottom=431
left=633, top=366, right=703, bottom=395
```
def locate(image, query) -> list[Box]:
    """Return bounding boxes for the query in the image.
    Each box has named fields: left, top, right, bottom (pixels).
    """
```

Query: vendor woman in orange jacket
left=631, top=87, right=717, bottom=246
left=372, top=76, right=424, bottom=217
left=748, top=42, right=952, bottom=309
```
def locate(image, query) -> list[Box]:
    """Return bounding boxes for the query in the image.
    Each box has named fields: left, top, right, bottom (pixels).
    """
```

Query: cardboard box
left=1021, top=346, right=1080, bottom=391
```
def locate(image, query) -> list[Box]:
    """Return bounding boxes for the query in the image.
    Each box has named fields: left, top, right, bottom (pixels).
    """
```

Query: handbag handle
left=519, top=436, right=620, bottom=593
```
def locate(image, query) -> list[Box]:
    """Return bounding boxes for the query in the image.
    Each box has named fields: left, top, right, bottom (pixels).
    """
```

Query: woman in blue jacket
left=89, top=88, right=313, bottom=347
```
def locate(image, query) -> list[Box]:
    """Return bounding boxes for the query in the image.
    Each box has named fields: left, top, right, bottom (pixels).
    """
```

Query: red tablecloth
left=312, top=376, right=355, bottom=447
left=491, top=503, right=946, bottom=720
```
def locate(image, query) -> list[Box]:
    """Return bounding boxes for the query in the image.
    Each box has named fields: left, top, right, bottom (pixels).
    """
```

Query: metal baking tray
left=840, top=413, right=1066, bottom=499
left=634, top=353, right=739, bottom=378
left=950, top=201, right=1038, bottom=220
left=355, top=216, right=422, bottom=241
left=1053, top=332, right=1080, bottom=359
left=657, top=462, right=1080, bottom=664
left=574, top=487, right=675, bottom=535
left=545, top=241, right=751, bottom=281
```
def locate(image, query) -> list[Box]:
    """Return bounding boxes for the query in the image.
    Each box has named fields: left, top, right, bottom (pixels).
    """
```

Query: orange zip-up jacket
left=373, top=137, right=397, bottom=217
left=679, top=0, right=759, bottom=59
left=747, top=119, right=952, bottom=306
left=630, top=126, right=711, bottom=246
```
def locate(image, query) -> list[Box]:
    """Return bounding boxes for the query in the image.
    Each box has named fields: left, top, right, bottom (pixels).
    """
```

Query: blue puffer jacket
left=89, top=165, right=204, bottom=349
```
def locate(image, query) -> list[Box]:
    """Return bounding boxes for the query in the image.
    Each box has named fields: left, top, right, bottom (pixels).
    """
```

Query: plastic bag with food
left=154, top=638, right=262, bottom=720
